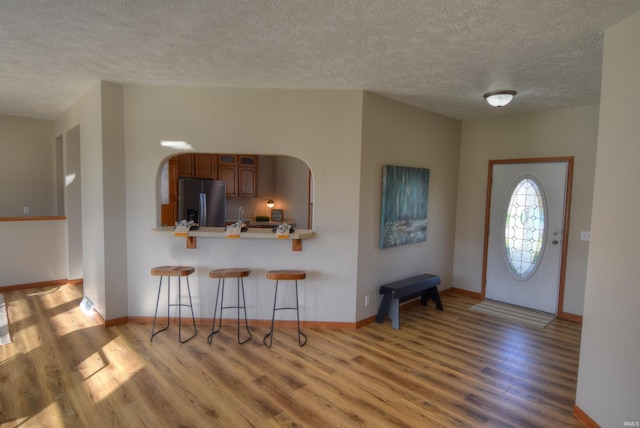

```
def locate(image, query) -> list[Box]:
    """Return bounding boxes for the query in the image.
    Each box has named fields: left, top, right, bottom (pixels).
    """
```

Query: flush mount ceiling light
left=483, top=90, right=517, bottom=107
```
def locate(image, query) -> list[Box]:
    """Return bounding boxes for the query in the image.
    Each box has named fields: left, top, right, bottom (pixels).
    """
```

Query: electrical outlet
left=364, top=295, right=370, bottom=307
left=23, top=206, right=30, bottom=215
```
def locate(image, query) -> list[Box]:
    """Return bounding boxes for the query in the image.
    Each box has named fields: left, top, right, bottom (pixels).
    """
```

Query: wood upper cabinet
left=173, top=153, right=256, bottom=198
left=177, top=154, right=194, bottom=177
left=218, top=154, right=257, bottom=197
left=238, top=155, right=257, bottom=197
left=177, top=154, right=217, bottom=179
left=194, top=153, right=217, bottom=179
left=218, top=154, right=237, bottom=197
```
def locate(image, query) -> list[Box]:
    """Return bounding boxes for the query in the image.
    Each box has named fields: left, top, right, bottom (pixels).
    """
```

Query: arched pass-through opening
left=157, top=154, right=313, bottom=229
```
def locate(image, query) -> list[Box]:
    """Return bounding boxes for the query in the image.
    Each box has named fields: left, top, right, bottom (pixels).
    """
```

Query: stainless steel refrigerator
left=178, top=178, right=226, bottom=227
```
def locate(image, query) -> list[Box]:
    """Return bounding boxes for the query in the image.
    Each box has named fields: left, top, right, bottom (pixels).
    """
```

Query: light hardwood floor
left=0, top=284, right=583, bottom=427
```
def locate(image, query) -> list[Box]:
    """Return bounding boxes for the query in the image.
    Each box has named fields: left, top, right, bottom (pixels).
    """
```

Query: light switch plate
left=580, top=231, right=591, bottom=241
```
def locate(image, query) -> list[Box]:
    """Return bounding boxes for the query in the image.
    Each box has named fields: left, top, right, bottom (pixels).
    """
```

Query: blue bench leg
left=420, top=288, right=444, bottom=310
left=375, top=291, right=393, bottom=323
left=389, top=297, right=400, bottom=329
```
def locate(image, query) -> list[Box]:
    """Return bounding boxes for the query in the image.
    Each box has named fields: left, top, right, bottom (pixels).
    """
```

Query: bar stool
left=208, top=268, right=252, bottom=345
left=263, top=270, right=307, bottom=348
left=150, top=266, right=197, bottom=343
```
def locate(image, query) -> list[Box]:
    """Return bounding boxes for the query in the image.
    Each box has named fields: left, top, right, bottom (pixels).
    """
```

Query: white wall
left=453, top=105, right=599, bottom=316
left=64, top=125, right=83, bottom=281
left=55, top=82, right=109, bottom=317
left=357, top=92, right=462, bottom=320
left=0, top=219, right=68, bottom=286
left=0, top=114, right=55, bottom=217
left=576, top=12, right=640, bottom=426
left=123, top=86, right=364, bottom=322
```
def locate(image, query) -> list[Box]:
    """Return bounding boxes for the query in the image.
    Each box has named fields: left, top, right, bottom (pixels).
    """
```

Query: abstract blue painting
left=380, top=165, right=430, bottom=248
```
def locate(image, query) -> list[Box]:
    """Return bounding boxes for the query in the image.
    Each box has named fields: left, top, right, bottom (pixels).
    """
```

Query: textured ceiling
left=1, top=1, right=638, bottom=121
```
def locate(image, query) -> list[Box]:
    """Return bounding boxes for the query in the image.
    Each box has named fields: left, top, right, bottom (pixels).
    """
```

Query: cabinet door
left=218, top=154, right=237, bottom=165
left=239, top=166, right=256, bottom=197
left=238, top=155, right=257, bottom=197
left=238, top=155, right=257, bottom=167
left=194, top=154, right=217, bottom=179
left=177, top=154, right=194, bottom=177
left=218, top=164, right=237, bottom=197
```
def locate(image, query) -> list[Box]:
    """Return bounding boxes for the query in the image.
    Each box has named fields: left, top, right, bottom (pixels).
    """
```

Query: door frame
left=481, top=157, right=574, bottom=317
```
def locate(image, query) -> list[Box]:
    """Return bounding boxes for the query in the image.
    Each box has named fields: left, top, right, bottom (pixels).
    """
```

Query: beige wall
left=56, top=82, right=105, bottom=314
left=453, top=105, right=599, bottom=316
left=0, top=114, right=55, bottom=217
left=358, top=92, right=462, bottom=320
left=123, top=86, right=364, bottom=322
left=576, top=12, right=640, bottom=426
left=0, top=219, right=67, bottom=286
left=100, top=82, right=128, bottom=320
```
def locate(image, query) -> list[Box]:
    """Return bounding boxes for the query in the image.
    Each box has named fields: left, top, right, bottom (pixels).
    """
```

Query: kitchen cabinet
left=177, top=154, right=217, bottom=179
left=177, top=154, right=194, bottom=177
left=218, top=154, right=237, bottom=197
left=238, top=155, right=257, bottom=197
left=218, top=154, right=257, bottom=197
left=194, top=153, right=217, bottom=179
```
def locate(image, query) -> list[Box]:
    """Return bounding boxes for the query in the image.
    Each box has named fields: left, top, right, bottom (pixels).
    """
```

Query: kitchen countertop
left=152, top=226, right=313, bottom=251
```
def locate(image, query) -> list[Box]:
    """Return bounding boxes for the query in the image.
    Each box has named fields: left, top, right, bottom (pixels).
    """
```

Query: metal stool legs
left=208, top=276, right=252, bottom=345
left=150, top=274, right=197, bottom=343
left=263, top=279, right=307, bottom=348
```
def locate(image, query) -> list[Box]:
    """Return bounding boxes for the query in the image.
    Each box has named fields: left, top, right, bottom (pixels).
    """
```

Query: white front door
left=485, top=161, right=568, bottom=314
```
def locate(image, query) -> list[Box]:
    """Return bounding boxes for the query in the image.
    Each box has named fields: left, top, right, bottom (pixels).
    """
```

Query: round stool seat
left=266, top=270, right=306, bottom=281
left=151, top=266, right=195, bottom=277
left=209, top=268, right=251, bottom=279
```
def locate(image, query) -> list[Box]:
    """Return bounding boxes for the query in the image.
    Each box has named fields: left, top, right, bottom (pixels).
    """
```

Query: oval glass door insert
left=503, top=176, right=546, bottom=280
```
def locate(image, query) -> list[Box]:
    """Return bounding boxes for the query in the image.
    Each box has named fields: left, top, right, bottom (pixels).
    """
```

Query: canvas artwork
left=379, top=165, right=430, bottom=248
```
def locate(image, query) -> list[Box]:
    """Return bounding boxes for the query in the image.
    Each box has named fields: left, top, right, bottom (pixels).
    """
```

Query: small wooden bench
left=375, top=273, right=443, bottom=329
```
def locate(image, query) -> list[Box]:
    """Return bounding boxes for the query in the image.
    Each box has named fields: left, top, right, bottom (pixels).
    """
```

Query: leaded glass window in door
left=503, top=177, right=546, bottom=280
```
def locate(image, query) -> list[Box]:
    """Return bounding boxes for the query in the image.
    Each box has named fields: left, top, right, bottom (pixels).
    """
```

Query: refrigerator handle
left=199, top=193, right=207, bottom=226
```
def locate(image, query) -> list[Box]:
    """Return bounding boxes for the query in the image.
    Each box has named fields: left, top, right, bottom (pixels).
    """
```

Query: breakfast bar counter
left=152, top=226, right=314, bottom=251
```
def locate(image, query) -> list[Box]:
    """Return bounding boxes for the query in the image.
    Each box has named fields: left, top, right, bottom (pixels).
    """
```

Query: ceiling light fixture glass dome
left=483, top=90, right=517, bottom=107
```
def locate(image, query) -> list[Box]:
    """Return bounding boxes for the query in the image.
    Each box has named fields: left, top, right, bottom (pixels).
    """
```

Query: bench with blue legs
left=375, top=273, right=443, bottom=329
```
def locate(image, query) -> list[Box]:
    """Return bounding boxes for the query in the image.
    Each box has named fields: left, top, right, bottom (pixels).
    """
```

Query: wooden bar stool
left=150, top=266, right=197, bottom=343
left=263, top=270, right=307, bottom=348
left=208, top=268, right=252, bottom=345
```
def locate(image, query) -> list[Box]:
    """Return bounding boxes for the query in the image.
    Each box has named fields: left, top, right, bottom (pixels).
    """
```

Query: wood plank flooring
left=0, top=285, right=583, bottom=427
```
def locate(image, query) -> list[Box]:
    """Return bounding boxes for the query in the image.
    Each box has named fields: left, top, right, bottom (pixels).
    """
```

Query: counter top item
left=152, top=226, right=314, bottom=251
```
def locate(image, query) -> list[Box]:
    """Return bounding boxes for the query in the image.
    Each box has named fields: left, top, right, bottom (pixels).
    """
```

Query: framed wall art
left=379, top=165, right=430, bottom=248
left=271, top=209, right=284, bottom=222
